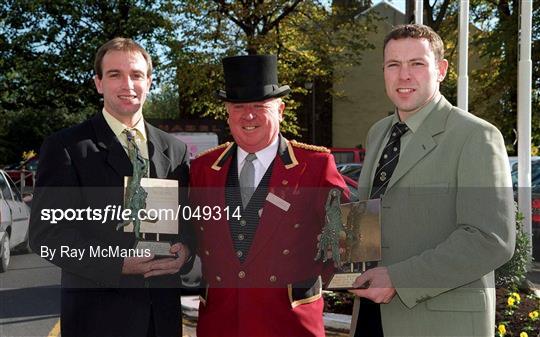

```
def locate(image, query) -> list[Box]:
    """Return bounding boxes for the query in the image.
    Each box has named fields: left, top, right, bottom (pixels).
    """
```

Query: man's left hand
left=143, top=243, right=190, bottom=278
left=348, top=267, right=396, bottom=304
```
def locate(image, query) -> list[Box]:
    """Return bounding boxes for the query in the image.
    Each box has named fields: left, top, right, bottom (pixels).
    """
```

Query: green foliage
left=429, top=0, right=539, bottom=155
left=495, top=209, right=532, bottom=290
left=150, top=0, right=377, bottom=136
left=467, top=0, right=540, bottom=155
left=3, top=0, right=536, bottom=162
left=0, top=0, right=172, bottom=163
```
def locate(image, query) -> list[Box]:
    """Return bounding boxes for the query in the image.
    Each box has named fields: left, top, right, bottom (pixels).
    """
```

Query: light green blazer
left=350, top=97, right=516, bottom=337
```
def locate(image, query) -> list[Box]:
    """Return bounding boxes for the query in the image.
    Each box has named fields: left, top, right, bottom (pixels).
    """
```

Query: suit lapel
left=386, top=97, right=452, bottom=192
left=91, top=113, right=132, bottom=178
left=146, top=123, right=171, bottom=178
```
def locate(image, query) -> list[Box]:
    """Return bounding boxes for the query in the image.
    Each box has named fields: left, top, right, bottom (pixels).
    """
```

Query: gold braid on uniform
left=290, top=140, right=330, bottom=153
left=196, top=142, right=232, bottom=158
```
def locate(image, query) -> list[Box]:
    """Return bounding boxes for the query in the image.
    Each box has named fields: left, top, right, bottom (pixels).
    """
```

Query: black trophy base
left=135, top=240, right=175, bottom=258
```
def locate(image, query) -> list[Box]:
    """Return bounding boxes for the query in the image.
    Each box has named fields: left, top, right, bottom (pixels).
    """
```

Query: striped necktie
left=370, top=122, right=409, bottom=199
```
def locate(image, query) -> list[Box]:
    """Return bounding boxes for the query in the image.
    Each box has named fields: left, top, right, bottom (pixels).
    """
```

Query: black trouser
left=354, top=298, right=384, bottom=337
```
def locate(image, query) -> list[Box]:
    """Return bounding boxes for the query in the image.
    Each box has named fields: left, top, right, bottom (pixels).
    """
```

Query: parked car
left=0, top=169, right=31, bottom=272
left=339, top=164, right=362, bottom=181
left=330, top=147, right=365, bottom=165
left=337, top=162, right=360, bottom=173
left=4, top=156, right=39, bottom=191
left=510, top=157, right=540, bottom=259
left=508, top=156, right=540, bottom=171
left=341, top=174, right=359, bottom=202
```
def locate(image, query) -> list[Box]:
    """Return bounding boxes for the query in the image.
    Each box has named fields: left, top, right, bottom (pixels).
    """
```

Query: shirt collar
left=237, top=136, right=279, bottom=170
left=393, top=92, right=442, bottom=133
left=102, top=108, right=147, bottom=142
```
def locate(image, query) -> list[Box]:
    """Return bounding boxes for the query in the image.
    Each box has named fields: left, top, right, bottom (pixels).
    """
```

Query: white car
left=0, top=169, right=31, bottom=272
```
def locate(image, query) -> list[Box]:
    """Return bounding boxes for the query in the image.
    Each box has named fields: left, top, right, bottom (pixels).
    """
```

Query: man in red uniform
left=189, top=55, right=348, bottom=337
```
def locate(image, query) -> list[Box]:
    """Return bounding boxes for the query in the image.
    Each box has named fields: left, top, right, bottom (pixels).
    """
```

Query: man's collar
left=237, top=136, right=279, bottom=170
left=102, top=108, right=147, bottom=142
left=211, top=134, right=298, bottom=171
left=394, top=92, right=442, bottom=133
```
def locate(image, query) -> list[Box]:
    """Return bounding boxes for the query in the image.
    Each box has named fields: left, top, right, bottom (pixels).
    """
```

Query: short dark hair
left=383, top=24, right=444, bottom=61
left=94, top=37, right=152, bottom=79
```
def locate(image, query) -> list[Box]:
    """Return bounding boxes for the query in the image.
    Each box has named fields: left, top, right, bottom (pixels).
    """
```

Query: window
left=0, top=173, right=13, bottom=201
left=5, top=174, right=22, bottom=201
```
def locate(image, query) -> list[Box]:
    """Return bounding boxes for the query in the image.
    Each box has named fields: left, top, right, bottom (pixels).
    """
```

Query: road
left=0, top=252, right=198, bottom=337
left=0, top=253, right=350, bottom=337
left=0, top=252, right=61, bottom=337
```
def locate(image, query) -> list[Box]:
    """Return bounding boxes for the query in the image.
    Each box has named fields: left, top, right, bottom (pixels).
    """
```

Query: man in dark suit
left=190, top=55, right=348, bottom=337
left=29, top=38, right=192, bottom=337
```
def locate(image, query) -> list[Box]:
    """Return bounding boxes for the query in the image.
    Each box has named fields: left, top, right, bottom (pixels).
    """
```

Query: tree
left=149, top=0, right=377, bottom=142
left=0, top=0, right=172, bottom=163
left=406, top=0, right=539, bottom=154
left=468, top=0, right=540, bottom=154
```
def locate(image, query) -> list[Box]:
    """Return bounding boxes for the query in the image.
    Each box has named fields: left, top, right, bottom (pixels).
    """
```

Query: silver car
left=0, top=169, right=31, bottom=272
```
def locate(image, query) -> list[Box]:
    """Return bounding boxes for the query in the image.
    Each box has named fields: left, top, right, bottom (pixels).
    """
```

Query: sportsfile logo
left=40, top=205, right=242, bottom=224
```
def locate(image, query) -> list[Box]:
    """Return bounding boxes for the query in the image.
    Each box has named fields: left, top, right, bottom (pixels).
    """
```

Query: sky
left=374, top=0, right=406, bottom=13
left=321, top=0, right=406, bottom=13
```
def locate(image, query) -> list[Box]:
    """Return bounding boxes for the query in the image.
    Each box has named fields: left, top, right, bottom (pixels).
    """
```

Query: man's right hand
left=121, top=255, right=155, bottom=275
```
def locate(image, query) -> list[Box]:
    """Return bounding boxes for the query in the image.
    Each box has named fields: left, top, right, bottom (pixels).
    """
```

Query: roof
left=360, top=0, right=405, bottom=16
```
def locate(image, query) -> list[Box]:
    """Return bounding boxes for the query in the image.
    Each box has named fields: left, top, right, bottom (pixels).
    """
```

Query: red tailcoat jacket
left=189, top=137, right=348, bottom=337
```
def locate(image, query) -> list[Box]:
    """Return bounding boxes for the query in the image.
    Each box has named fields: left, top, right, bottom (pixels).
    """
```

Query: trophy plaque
left=120, top=177, right=179, bottom=258
left=315, top=189, right=381, bottom=290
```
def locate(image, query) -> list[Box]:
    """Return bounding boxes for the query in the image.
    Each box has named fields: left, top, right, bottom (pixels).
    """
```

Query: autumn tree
left=149, top=0, right=377, bottom=143
left=0, top=0, right=172, bottom=162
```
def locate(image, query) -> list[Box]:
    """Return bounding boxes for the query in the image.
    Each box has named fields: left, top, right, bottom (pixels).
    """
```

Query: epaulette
left=196, top=142, right=232, bottom=158
left=290, top=140, right=330, bottom=153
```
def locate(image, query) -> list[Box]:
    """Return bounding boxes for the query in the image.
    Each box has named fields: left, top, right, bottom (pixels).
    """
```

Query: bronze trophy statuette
left=117, top=176, right=180, bottom=258
left=315, top=188, right=381, bottom=290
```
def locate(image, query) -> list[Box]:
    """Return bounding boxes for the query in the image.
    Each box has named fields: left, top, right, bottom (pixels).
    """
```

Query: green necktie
left=119, top=128, right=148, bottom=238
left=123, top=129, right=148, bottom=178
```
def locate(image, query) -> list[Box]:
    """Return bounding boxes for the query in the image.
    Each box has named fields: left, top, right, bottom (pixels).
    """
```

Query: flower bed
left=495, top=288, right=539, bottom=337
left=323, top=288, right=539, bottom=336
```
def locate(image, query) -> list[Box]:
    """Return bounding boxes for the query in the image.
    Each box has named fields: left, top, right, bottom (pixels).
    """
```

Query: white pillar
left=415, top=0, right=423, bottom=25
left=457, top=1, right=469, bottom=111
left=517, top=0, right=533, bottom=242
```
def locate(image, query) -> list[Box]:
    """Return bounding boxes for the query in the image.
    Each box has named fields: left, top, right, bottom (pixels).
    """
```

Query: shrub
left=495, top=209, right=532, bottom=290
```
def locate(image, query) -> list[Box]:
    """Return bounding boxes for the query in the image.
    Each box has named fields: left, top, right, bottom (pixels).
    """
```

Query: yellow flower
left=510, top=292, right=521, bottom=303
left=507, top=296, right=515, bottom=307
left=22, top=150, right=37, bottom=161
left=498, top=324, right=506, bottom=335
left=519, top=332, right=528, bottom=337
left=529, top=310, right=539, bottom=320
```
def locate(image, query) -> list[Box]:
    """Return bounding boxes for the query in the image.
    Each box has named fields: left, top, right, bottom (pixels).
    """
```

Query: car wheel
left=0, top=234, right=10, bottom=273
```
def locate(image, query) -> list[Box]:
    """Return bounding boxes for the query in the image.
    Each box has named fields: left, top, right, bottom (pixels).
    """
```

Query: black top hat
left=216, top=55, right=290, bottom=102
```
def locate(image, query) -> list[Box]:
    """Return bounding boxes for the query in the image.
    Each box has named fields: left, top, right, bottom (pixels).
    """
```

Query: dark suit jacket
left=29, top=113, right=191, bottom=337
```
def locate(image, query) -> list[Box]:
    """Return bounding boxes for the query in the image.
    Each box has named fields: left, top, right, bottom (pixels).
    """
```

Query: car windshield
left=341, top=166, right=362, bottom=180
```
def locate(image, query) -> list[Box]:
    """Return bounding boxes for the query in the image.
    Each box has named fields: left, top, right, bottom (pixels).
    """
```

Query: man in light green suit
left=349, top=24, right=515, bottom=337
